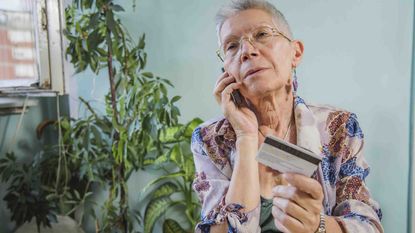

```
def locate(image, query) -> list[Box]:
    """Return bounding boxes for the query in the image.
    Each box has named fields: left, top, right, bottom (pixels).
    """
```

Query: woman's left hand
left=271, top=173, right=324, bottom=233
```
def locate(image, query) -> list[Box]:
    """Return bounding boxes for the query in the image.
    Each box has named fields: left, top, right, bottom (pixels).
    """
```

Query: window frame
left=0, top=0, right=67, bottom=98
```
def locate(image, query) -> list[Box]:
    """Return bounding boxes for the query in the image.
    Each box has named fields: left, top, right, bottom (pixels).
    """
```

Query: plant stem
left=120, top=166, right=127, bottom=232
left=105, top=8, right=128, bottom=233
left=121, top=29, right=128, bottom=76
left=79, top=97, right=98, bottom=119
left=106, top=32, right=118, bottom=129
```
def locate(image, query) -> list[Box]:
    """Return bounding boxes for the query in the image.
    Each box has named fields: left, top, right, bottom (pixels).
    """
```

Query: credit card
left=256, top=135, right=321, bottom=177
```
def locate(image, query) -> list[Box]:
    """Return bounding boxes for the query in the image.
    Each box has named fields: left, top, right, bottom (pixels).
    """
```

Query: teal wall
left=94, top=1, right=409, bottom=232
left=408, top=1, right=415, bottom=230
left=286, top=2, right=413, bottom=232
left=1, top=0, right=412, bottom=233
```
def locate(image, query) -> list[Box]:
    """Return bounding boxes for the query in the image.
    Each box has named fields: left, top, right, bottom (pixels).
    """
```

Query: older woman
left=191, top=0, right=383, bottom=232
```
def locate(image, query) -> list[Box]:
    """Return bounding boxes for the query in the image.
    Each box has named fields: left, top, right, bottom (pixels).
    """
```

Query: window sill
left=0, top=90, right=43, bottom=115
left=0, top=87, right=58, bottom=97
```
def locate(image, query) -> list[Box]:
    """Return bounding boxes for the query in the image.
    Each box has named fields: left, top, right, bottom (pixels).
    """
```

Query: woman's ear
left=291, top=40, right=304, bottom=68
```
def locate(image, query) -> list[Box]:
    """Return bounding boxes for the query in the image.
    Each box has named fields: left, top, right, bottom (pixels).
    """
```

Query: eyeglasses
left=216, top=25, right=292, bottom=62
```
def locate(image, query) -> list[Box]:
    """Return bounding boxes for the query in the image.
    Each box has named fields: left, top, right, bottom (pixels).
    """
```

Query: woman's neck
left=250, top=91, right=294, bottom=138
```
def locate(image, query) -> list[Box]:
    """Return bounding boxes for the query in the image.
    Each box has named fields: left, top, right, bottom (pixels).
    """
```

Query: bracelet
left=315, top=212, right=326, bottom=233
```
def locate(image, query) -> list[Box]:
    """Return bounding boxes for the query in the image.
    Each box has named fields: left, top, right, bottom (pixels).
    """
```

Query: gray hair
left=215, top=0, right=293, bottom=44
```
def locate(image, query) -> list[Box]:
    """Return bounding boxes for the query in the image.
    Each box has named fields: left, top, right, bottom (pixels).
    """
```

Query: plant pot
left=14, top=215, right=85, bottom=233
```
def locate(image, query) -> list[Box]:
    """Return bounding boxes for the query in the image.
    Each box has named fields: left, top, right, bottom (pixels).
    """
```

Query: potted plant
left=139, top=119, right=202, bottom=233
left=1, top=0, right=202, bottom=232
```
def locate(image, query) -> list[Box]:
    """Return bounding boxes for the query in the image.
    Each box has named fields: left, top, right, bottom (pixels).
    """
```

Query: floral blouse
left=191, top=96, right=383, bottom=233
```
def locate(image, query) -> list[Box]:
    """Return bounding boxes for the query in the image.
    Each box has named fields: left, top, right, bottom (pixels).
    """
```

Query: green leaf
left=64, top=200, right=78, bottom=205
left=96, top=48, right=107, bottom=56
left=159, top=126, right=182, bottom=143
left=91, top=124, right=103, bottom=145
left=111, top=4, right=125, bottom=12
left=87, top=29, right=103, bottom=51
left=184, top=118, right=203, bottom=137
left=162, top=78, right=173, bottom=87
left=139, top=52, right=147, bottom=70
left=46, top=193, right=59, bottom=201
left=162, top=219, right=187, bottom=233
left=142, top=72, right=153, bottom=79
left=143, top=158, right=155, bottom=166
left=140, top=171, right=185, bottom=197
left=169, top=144, right=182, bottom=166
left=89, top=13, right=100, bottom=29
left=82, top=0, right=93, bottom=9
left=119, top=95, right=126, bottom=119
left=106, top=10, right=116, bottom=33
left=152, top=182, right=178, bottom=199
left=74, top=190, right=81, bottom=200
left=183, top=159, right=195, bottom=181
left=138, top=34, right=146, bottom=50
left=170, top=106, right=181, bottom=121
left=170, top=96, right=181, bottom=104
left=160, top=84, right=167, bottom=96
left=90, top=55, right=99, bottom=73
left=144, top=197, right=177, bottom=233
left=154, top=153, right=169, bottom=165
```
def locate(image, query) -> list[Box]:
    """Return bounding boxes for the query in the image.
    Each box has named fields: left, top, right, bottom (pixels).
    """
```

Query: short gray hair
left=215, top=0, right=293, bottom=44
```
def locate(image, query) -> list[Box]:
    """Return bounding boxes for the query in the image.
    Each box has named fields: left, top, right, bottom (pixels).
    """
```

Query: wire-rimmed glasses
left=216, top=25, right=292, bottom=62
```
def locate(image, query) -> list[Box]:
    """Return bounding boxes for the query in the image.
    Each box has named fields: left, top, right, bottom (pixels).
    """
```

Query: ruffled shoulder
left=308, top=104, right=364, bottom=163
left=198, top=117, right=236, bottom=176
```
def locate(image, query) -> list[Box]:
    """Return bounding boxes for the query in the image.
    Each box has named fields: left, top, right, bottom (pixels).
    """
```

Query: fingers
left=272, top=185, right=319, bottom=213
left=281, top=173, right=324, bottom=200
left=272, top=205, right=302, bottom=233
left=213, top=72, right=233, bottom=101
left=213, top=72, right=238, bottom=104
left=273, top=196, right=319, bottom=229
left=221, top=82, right=242, bottom=108
left=272, top=184, right=322, bottom=233
left=273, top=196, right=308, bottom=218
left=214, top=71, right=231, bottom=87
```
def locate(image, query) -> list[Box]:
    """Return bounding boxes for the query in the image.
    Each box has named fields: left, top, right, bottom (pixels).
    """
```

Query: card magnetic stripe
left=263, top=137, right=321, bottom=165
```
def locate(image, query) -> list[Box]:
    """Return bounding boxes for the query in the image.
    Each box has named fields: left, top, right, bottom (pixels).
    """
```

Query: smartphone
left=221, top=67, right=246, bottom=108
left=231, top=90, right=245, bottom=107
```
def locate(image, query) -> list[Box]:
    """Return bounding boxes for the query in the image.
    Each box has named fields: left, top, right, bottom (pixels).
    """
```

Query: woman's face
left=219, top=9, right=303, bottom=100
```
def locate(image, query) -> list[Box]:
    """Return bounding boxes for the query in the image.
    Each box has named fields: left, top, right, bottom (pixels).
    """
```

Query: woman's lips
left=245, top=68, right=267, bottom=79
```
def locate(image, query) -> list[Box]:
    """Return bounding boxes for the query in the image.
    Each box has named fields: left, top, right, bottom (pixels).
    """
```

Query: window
left=0, top=0, right=66, bottom=96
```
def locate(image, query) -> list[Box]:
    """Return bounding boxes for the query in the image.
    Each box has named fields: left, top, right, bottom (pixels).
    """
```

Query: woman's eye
left=256, top=31, right=270, bottom=39
left=226, top=43, right=238, bottom=51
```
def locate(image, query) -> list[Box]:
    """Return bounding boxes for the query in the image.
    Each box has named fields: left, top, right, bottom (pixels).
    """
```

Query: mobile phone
left=221, top=67, right=247, bottom=108
left=231, top=90, right=244, bottom=107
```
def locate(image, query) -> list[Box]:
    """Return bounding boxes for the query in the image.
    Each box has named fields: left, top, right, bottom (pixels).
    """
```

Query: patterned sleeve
left=332, top=113, right=384, bottom=233
left=191, top=126, right=261, bottom=233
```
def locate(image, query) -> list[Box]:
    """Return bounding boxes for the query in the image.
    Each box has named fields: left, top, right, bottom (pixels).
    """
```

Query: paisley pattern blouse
left=191, top=96, right=383, bottom=233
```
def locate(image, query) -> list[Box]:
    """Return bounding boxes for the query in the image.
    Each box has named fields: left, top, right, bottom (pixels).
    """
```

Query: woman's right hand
left=213, top=71, right=259, bottom=139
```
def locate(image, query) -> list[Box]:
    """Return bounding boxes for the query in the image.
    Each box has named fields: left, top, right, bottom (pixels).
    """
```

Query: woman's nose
left=239, top=39, right=259, bottom=62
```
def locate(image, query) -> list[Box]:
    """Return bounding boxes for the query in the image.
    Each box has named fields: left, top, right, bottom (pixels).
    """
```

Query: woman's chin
left=243, top=83, right=287, bottom=101
left=243, top=79, right=279, bottom=93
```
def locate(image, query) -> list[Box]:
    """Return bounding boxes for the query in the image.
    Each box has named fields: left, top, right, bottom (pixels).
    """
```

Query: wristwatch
left=315, top=212, right=326, bottom=233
